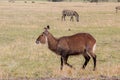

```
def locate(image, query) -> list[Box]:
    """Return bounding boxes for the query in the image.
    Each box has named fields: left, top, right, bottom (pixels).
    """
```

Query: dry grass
left=0, top=1, right=120, bottom=79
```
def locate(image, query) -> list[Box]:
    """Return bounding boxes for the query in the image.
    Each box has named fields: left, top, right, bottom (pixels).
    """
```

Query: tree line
left=8, top=0, right=120, bottom=2
left=48, top=0, right=120, bottom=2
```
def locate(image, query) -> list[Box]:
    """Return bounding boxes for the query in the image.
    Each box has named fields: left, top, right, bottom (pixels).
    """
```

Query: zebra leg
left=62, top=15, right=65, bottom=21
left=63, top=16, right=66, bottom=21
left=70, top=16, right=71, bottom=21
left=70, top=16, right=74, bottom=21
left=61, top=16, right=63, bottom=21
left=62, top=16, right=64, bottom=21
left=116, top=9, right=118, bottom=13
left=62, top=15, right=66, bottom=21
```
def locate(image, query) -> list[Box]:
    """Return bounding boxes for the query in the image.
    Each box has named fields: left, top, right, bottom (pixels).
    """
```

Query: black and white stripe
left=62, top=10, right=79, bottom=22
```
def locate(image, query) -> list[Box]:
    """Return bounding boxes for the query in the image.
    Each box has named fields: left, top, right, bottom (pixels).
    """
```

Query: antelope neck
left=47, top=34, right=58, bottom=52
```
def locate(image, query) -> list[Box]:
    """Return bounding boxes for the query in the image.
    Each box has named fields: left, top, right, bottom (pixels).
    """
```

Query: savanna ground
left=0, top=1, right=120, bottom=80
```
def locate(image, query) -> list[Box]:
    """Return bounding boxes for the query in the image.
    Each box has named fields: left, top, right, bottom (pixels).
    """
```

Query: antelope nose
left=36, top=40, right=40, bottom=44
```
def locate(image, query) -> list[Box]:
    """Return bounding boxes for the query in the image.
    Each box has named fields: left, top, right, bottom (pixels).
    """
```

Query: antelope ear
left=47, top=25, right=50, bottom=29
left=44, top=25, right=50, bottom=31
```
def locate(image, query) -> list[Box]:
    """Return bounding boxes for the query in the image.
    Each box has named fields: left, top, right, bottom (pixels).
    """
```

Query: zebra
left=116, top=6, right=120, bottom=13
left=62, top=10, right=79, bottom=22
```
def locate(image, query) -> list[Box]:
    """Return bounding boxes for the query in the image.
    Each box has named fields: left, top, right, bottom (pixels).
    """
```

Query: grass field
left=0, top=1, right=120, bottom=79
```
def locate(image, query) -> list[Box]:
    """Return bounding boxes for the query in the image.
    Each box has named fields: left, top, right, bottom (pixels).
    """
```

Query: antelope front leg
left=63, top=55, right=75, bottom=69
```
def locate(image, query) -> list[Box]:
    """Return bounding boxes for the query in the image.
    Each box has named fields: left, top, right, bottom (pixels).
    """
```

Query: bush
left=8, top=0, right=15, bottom=3
left=24, top=1, right=27, bottom=3
left=48, top=0, right=64, bottom=2
left=90, top=0, right=98, bottom=2
left=32, top=1, right=35, bottom=3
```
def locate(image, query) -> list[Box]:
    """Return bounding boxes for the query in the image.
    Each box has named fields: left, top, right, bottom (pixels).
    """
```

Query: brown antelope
left=62, top=10, right=79, bottom=22
left=36, top=25, right=97, bottom=71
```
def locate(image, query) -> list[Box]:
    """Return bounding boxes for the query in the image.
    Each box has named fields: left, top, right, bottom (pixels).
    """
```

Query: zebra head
left=74, top=11, right=79, bottom=22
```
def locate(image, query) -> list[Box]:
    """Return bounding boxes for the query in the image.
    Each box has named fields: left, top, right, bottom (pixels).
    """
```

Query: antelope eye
left=43, top=32, right=45, bottom=34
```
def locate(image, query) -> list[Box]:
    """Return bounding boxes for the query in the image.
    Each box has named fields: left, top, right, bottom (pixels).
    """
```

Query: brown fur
left=36, top=25, right=97, bottom=71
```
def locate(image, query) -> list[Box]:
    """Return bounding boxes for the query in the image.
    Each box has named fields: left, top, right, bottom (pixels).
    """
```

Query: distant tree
left=24, top=1, right=27, bottom=3
left=101, top=0, right=108, bottom=2
left=48, top=0, right=64, bottom=2
left=8, top=0, right=15, bottom=3
left=84, top=0, right=91, bottom=2
left=90, top=0, right=98, bottom=2
left=32, top=1, right=35, bottom=3
left=118, top=0, right=120, bottom=2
